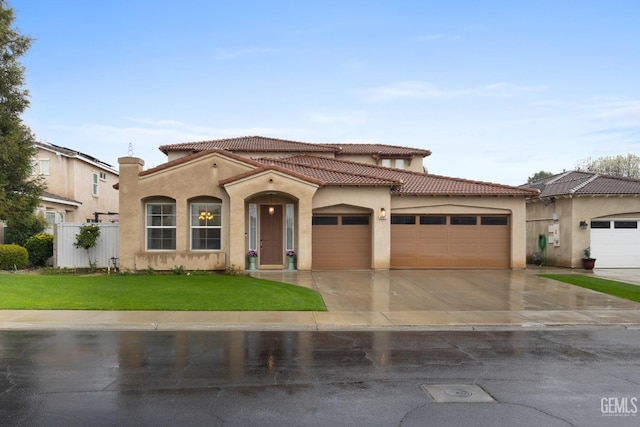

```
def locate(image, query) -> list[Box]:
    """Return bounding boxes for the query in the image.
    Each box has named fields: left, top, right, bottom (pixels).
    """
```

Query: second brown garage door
left=312, top=215, right=371, bottom=269
left=391, top=214, right=510, bottom=269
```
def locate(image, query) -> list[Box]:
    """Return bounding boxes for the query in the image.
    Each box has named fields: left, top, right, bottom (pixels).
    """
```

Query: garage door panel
left=391, top=215, right=510, bottom=269
left=591, top=220, right=640, bottom=268
left=312, top=216, right=371, bottom=269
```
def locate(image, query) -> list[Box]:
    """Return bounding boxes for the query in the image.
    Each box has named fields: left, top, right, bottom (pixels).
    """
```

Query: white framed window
left=395, top=159, right=405, bottom=169
left=190, top=202, right=222, bottom=250
left=92, top=172, right=99, bottom=196
left=381, top=159, right=391, bottom=168
left=249, top=203, right=257, bottom=251
left=99, top=171, right=107, bottom=181
left=39, top=159, right=50, bottom=175
left=45, top=212, right=56, bottom=227
left=146, top=202, right=176, bottom=250
left=286, top=203, right=294, bottom=251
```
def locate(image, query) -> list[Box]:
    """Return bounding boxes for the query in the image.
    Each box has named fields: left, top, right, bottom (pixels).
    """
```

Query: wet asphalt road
left=0, top=329, right=639, bottom=426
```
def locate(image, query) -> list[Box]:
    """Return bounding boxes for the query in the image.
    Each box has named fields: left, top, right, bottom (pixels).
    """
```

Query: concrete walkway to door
left=0, top=268, right=639, bottom=331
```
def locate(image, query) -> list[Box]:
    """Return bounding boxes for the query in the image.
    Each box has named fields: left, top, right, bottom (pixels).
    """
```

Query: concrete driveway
left=253, top=268, right=640, bottom=329
left=0, top=268, right=639, bottom=331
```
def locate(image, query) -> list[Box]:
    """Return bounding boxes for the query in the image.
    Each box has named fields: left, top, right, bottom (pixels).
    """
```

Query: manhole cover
left=444, top=388, right=473, bottom=397
left=422, top=384, right=495, bottom=403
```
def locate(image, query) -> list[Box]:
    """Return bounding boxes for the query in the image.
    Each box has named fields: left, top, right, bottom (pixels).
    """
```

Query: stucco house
left=117, top=136, right=538, bottom=272
left=33, top=142, right=119, bottom=228
left=524, top=171, right=640, bottom=268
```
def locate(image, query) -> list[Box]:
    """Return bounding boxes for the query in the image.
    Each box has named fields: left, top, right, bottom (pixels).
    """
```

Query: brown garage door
left=312, top=215, right=371, bottom=269
left=391, top=215, right=510, bottom=269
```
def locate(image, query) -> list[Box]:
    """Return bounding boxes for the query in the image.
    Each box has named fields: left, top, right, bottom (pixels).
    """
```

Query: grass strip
left=0, top=274, right=327, bottom=311
left=539, top=274, right=640, bottom=303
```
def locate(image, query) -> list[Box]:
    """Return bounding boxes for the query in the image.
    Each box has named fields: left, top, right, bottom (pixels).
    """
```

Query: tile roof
left=258, top=155, right=538, bottom=196
left=158, top=136, right=432, bottom=157
left=524, top=171, right=640, bottom=198
left=327, top=143, right=432, bottom=157
left=159, top=136, right=337, bottom=155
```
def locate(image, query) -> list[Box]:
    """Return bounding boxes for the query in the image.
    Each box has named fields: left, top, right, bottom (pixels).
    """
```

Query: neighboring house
left=33, top=142, right=119, bottom=229
left=523, top=171, right=640, bottom=268
left=117, top=136, right=538, bottom=272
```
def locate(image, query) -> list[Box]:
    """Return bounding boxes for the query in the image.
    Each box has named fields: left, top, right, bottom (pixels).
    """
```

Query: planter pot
left=287, top=256, right=296, bottom=270
left=248, top=257, right=257, bottom=270
left=582, top=258, right=596, bottom=270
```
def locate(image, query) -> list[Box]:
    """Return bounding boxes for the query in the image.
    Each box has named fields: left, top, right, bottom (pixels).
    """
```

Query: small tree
left=527, top=170, right=554, bottom=183
left=74, top=224, right=101, bottom=269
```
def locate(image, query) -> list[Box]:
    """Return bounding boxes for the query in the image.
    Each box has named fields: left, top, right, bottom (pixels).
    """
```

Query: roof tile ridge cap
left=570, top=173, right=599, bottom=194
left=332, top=142, right=431, bottom=152
left=425, top=172, right=536, bottom=191
left=263, top=156, right=402, bottom=184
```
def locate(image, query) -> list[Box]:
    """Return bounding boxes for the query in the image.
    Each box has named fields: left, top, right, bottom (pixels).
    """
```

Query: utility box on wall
left=548, top=223, right=560, bottom=247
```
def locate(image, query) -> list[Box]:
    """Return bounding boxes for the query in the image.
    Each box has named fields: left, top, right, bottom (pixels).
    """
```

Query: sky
left=10, top=0, right=640, bottom=185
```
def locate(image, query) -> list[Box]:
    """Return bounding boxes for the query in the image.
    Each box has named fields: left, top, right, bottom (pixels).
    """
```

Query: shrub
left=0, top=244, right=29, bottom=270
left=24, top=233, right=54, bottom=266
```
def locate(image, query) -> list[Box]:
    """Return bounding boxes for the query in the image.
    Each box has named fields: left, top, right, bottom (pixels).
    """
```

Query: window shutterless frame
left=145, top=203, right=176, bottom=250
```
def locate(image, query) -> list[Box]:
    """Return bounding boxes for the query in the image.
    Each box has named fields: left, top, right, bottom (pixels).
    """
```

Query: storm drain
left=422, top=384, right=495, bottom=403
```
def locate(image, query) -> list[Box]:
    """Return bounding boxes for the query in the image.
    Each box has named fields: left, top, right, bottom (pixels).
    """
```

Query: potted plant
left=582, top=247, right=596, bottom=270
left=286, top=250, right=296, bottom=270
left=247, top=250, right=258, bottom=270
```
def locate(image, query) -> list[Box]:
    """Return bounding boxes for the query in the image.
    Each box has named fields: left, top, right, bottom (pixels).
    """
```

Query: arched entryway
left=247, top=192, right=297, bottom=269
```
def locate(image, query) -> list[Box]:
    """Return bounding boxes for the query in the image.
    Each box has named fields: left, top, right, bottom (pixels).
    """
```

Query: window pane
left=395, top=159, right=405, bottom=169
left=391, top=215, right=416, bottom=225
left=381, top=159, right=391, bottom=167
left=614, top=221, right=638, bottom=229
left=481, top=216, right=508, bottom=226
left=192, top=228, right=221, bottom=250
left=451, top=216, right=477, bottom=225
left=249, top=204, right=257, bottom=251
left=148, top=228, right=176, bottom=250
left=312, top=216, right=338, bottom=225
left=146, top=203, right=177, bottom=250
left=40, top=159, right=50, bottom=175
left=590, top=221, right=611, bottom=229
left=420, top=216, right=446, bottom=225
left=286, top=204, right=294, bottom=251
left=342, top=216, right=369, bottom=225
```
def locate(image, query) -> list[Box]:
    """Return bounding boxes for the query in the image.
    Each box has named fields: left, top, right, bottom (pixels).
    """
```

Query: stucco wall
left=118, top=153, right=254, bottom=271
left=526, top=195, right=640, bottom=268
left=36, top=147, right=119, bottom=223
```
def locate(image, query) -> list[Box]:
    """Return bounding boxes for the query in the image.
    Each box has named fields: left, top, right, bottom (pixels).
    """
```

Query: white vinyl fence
left=54, top=223, right=119, bottom=269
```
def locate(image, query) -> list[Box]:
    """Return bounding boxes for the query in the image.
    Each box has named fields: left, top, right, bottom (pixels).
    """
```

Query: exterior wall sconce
left=268, top=206, right=275, bottom=215
left=579, top=220, right=588, bottom=230
left=379, top=208, right=387, bottom=220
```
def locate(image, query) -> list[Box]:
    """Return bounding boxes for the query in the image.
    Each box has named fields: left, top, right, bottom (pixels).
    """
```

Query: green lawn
left=0, top=273, right=327, bottom=311
left=539, top=274, right=640, bottom=303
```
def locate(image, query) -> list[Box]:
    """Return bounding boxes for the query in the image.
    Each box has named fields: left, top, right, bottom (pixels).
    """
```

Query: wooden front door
left=260, top=205, right=283, bottom=266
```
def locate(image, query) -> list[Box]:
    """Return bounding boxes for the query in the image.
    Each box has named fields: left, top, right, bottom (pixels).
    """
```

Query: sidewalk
left=1, top=268, right=639, bottom=331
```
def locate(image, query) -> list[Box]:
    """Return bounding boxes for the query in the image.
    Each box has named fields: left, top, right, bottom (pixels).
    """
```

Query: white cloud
left=583, top=97, right=640, bottom=121
left=362, top=81, right=546, bottom=101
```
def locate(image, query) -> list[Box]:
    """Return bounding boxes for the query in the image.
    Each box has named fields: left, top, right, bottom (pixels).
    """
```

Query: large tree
left=575, top=154, right=640, bottom=178
left=0, top=0, right=46, bottom=244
